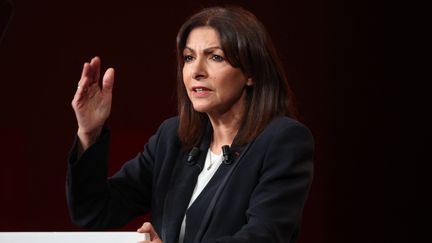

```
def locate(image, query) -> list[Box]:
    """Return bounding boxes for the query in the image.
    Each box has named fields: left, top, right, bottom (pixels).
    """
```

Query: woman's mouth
left=192, top=86, right=211, bottom=97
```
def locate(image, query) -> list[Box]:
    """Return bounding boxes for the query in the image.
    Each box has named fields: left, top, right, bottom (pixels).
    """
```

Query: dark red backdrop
left=1, top=1, right=408, bottom=243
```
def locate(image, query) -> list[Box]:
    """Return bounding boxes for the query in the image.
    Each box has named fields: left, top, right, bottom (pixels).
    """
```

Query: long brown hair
left=176, top=6, right=297, bottom=149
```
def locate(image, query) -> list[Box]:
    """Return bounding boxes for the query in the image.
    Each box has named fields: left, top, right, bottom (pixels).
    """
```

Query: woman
left=67, top=6, right=314, bottom=243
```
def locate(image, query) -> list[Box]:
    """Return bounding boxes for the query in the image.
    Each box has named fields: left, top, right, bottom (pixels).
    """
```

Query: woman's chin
left=191, top=103, right=212, bottom=113
left=192, top=106, right=208, bottom=113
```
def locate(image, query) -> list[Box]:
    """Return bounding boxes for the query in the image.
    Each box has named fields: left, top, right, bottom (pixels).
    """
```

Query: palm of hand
left=71, top=56, right=115, bottom=148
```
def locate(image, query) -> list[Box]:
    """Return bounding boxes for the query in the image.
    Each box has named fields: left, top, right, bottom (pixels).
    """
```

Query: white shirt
left=178, top=149, right=223, bottom=243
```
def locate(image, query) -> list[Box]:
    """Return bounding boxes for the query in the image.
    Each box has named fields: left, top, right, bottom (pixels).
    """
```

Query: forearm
left=66, top=127, right=113, bottom=229
left=66, top=126, right=153, bottom=229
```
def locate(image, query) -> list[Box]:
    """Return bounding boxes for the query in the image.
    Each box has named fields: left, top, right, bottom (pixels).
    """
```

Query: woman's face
left=182, top=26, right=253, bottom=117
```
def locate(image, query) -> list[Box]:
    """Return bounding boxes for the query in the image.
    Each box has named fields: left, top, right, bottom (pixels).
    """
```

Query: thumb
left=102, top=67, right=115, bottom=92
left=137, top=222, right=161, bottom=241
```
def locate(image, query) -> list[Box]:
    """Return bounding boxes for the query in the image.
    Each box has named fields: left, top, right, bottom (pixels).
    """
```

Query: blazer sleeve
left=65, top=124, right=161, bottom=229
left=213, top=120, right=314, bottom=243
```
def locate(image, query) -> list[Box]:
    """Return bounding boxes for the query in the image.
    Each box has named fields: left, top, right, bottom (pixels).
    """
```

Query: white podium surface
left=0, top=232, right=149, bottom=243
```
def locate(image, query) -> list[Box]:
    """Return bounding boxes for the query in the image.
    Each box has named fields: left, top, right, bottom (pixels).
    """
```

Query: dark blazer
left=66, top=116, right=314, bottom=243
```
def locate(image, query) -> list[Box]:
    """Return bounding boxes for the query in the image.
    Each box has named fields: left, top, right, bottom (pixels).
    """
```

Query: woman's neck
left=207, top=111, right=243, bottom=154
left=206, top=90, right=248, bottom=154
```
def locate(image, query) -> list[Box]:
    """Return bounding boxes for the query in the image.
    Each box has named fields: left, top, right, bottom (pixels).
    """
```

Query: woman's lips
left=192, top=86, right=212, bottom=97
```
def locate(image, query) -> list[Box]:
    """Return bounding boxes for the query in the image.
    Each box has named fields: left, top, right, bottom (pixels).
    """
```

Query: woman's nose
left=191, top=58, right=208, bottom=81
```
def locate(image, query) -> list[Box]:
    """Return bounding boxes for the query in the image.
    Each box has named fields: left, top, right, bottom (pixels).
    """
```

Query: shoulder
left=155, top=116, right=180, bottom=136
left=252, top=116, right=315, bottom=157
left=145, top=116, right=180, bottom=150
left=159, top=116, right=180, bottom=129
left=260, top=116, right=313, bottom=142
left=251, top=117, right=314, bottom=176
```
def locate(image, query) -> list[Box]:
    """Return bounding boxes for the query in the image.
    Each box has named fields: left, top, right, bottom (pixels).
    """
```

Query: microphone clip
left=222, top=145, right=232, bottom=165
left=186, top=147, right=201, bottom=166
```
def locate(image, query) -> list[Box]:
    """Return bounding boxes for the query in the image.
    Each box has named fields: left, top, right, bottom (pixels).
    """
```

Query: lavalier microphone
left=222, top=145, right=232, bottom=165
left=186, top=147, right=201, bottom=166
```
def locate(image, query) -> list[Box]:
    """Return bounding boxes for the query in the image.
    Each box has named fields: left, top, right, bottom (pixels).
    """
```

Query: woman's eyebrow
left=184, top=46, right=223, bottom=53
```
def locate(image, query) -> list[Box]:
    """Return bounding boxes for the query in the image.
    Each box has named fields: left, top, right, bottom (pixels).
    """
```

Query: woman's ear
left=246, top=77, right=254, bottom=86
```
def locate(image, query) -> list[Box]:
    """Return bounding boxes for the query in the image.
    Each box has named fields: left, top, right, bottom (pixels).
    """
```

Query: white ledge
left=0, top=232, right=149, bottom=243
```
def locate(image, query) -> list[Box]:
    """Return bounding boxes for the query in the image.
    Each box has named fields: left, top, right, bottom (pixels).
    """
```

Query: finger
left=137, top=222, right=151, bottom=233
left=74, top=63, right=91, bottom=101
left=78, top=62, right=92, bottom=88
left=77, top=62, right=93, bottom=92
left=102, top=67, right=115, bottom=94
left=83, top=57, right=102, bottom=96
left=73, top=76, right=90, bottom=107
left=93, top=56, right=101, bottom=86
left=148, top=224, right=160, bottom=241
left=80, top=62, right=90, bottom=80
left=89, top=56, right=101, bottom=86
left=72, top=59, right=99, bottom=109
left=137, top=222, right=160, bottom=241
left=81, top=57, right=97, bottom=88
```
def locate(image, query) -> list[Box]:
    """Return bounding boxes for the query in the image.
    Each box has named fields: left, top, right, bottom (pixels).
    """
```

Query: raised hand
left=71, top=56, right=115, bottom=151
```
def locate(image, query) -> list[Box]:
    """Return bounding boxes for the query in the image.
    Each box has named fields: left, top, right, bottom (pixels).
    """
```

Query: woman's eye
left=183, top=55, right=194, bottom=62
left=211, top=55, right=224, bottom=62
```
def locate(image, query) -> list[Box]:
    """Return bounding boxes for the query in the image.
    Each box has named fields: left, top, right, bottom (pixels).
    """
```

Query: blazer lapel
left=161, top=127, right=211, bottom=243
left=193, top=141, right=255, bottom=243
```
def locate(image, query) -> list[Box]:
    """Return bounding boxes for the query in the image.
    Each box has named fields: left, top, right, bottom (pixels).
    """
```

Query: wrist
left=77, top=126, right=103, bottom=151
